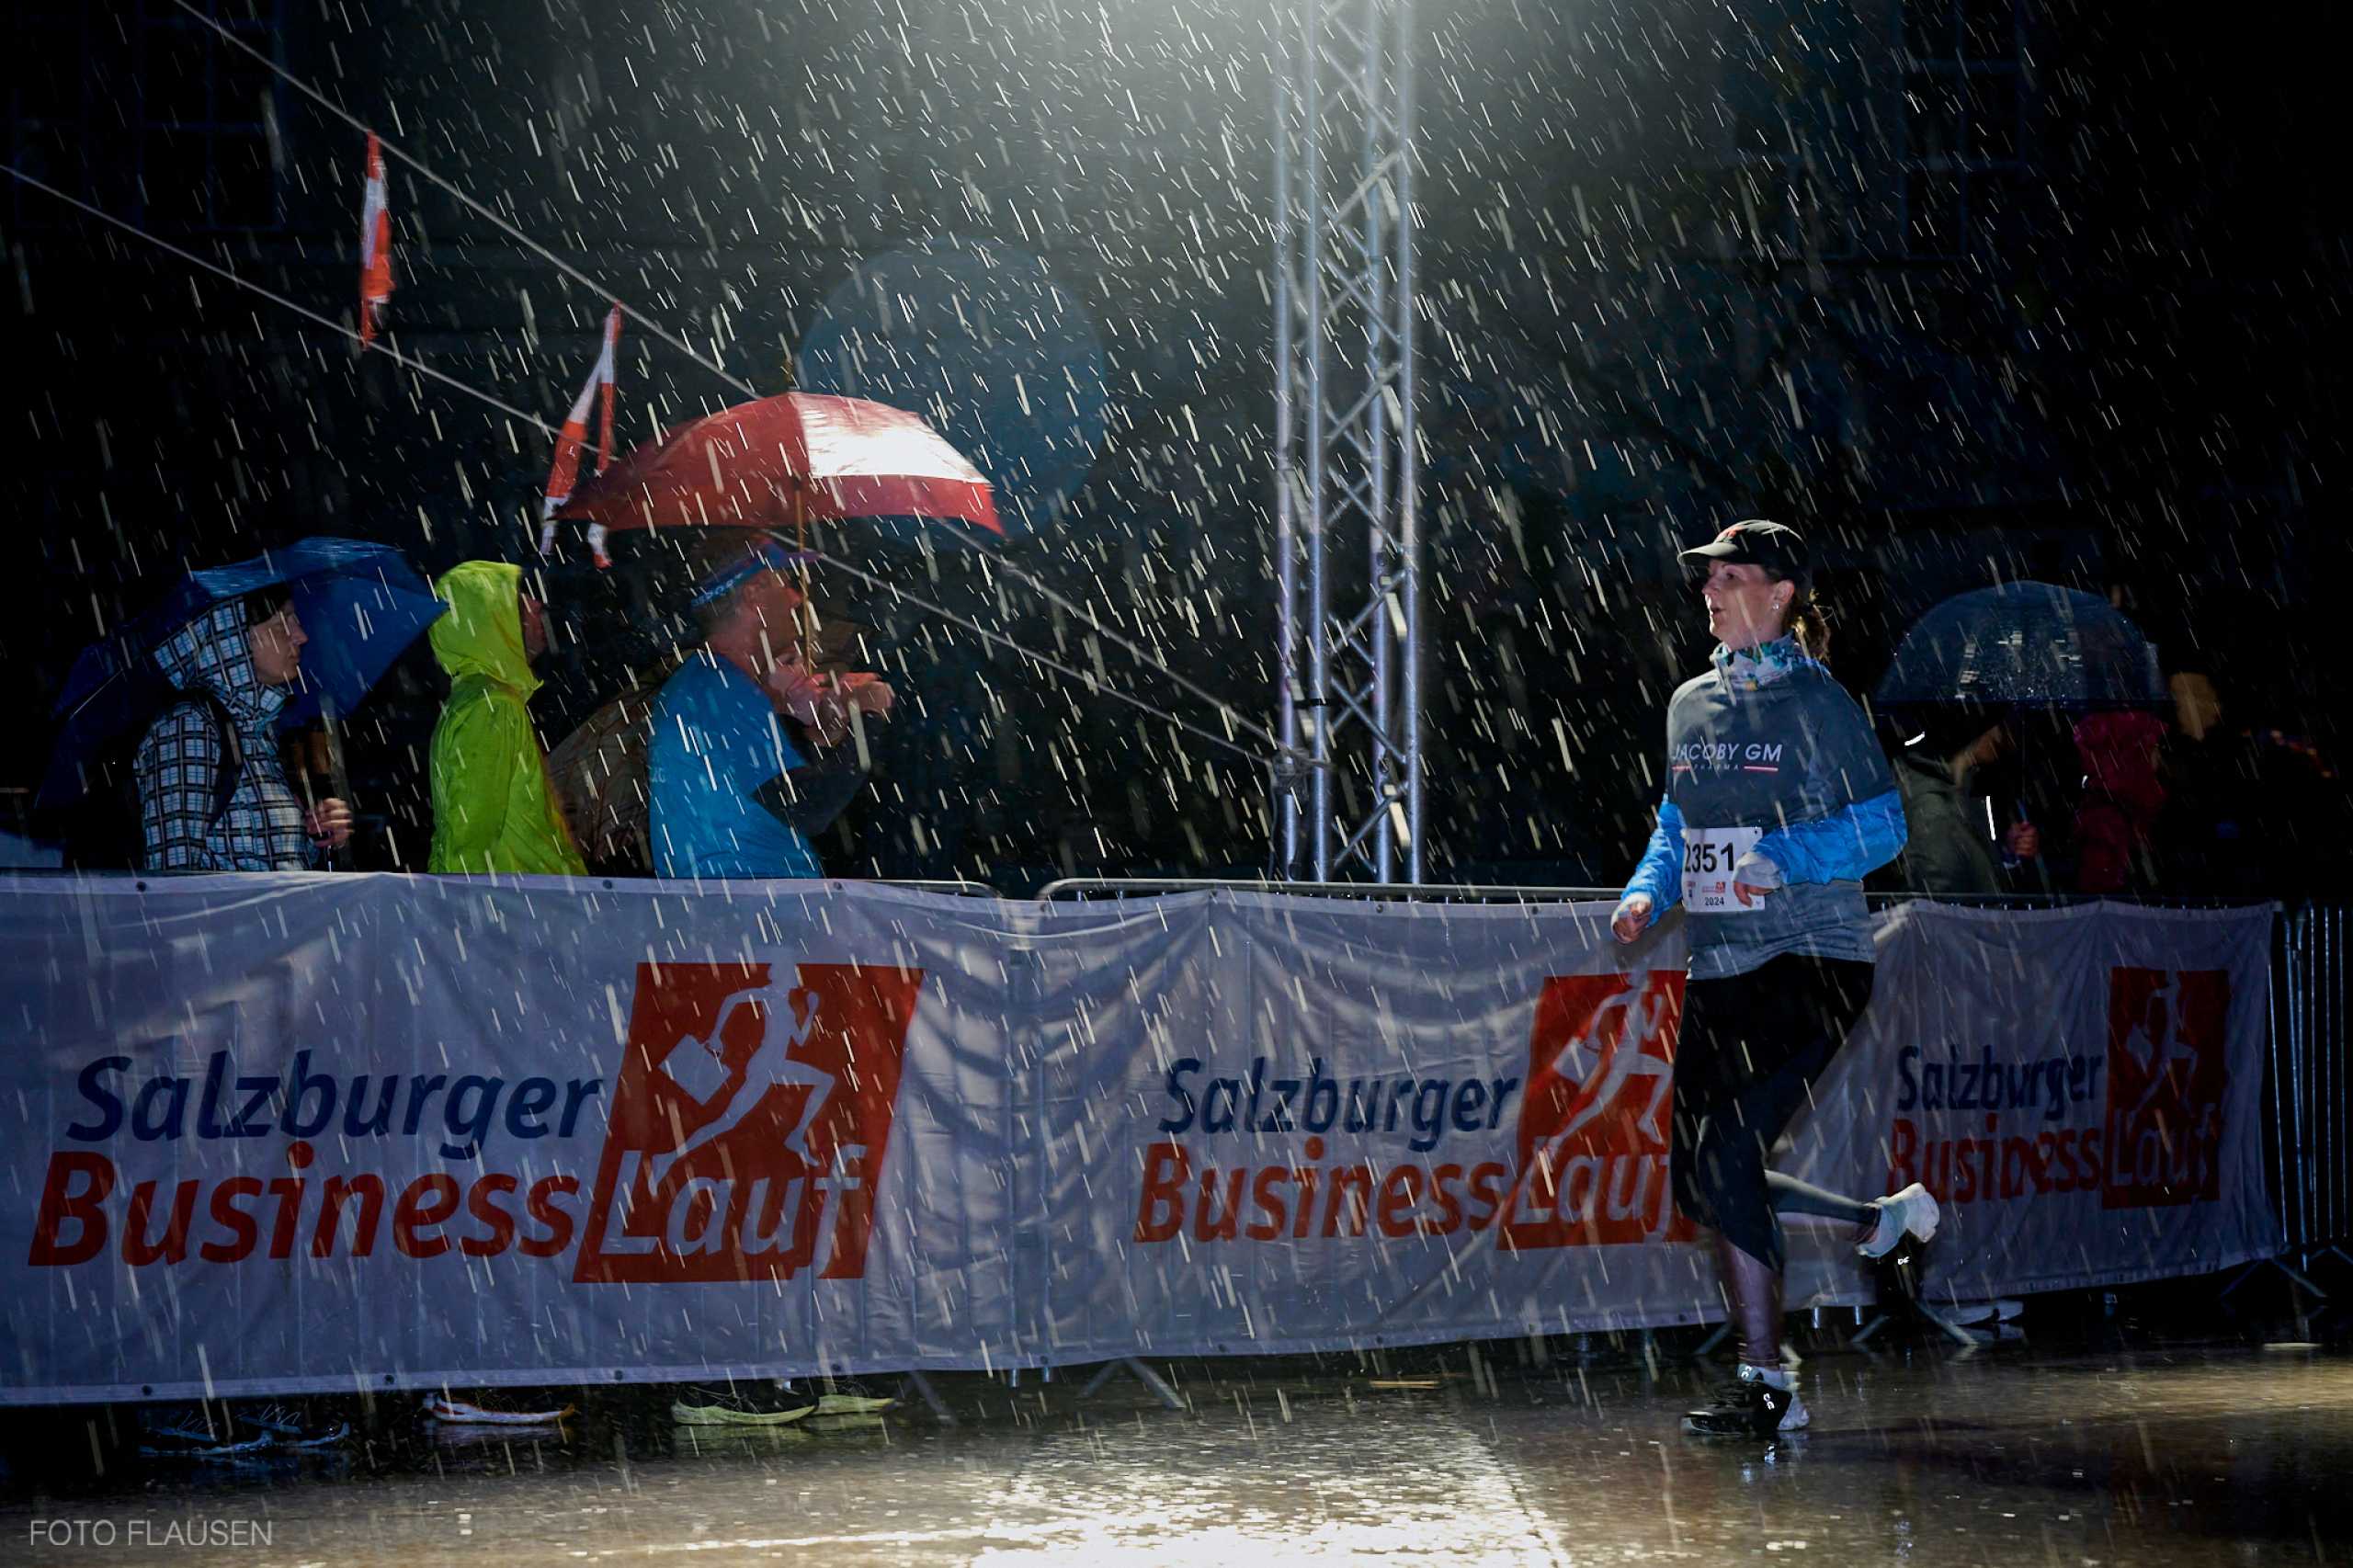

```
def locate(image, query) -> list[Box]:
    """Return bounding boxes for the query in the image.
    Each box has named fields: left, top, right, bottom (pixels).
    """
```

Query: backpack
left=543, top=658, right=680, bottom=873
left=52, top=679, right=244, bottom=871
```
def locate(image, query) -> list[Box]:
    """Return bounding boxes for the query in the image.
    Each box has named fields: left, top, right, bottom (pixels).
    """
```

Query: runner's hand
left=1731, top=850, right=1783, bottom=906
left=1611, top=894, right=1653, bottom=944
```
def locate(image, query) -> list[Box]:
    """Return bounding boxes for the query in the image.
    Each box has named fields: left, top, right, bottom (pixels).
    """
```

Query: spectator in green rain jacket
left=426, top=561, right=586, bottom=876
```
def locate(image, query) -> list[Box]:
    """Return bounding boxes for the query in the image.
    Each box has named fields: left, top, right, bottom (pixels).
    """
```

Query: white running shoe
left=1683, top=1365, right=1810, bottom=1437
left=1858, top=1182, right=1940, bottom=1260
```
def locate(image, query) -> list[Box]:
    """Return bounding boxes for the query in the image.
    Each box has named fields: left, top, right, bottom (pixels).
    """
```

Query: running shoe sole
left=138, top=1433, right=275, bottom=1461
left=433, top=1422, right=566, bottom=1449
left=1683, top=1376, right=1797, bottom=1438
left=278, top=1423, right=352, bottom=1449
left=807, top=1413, right=888, bottom=1431
left=814, top=1393, right=899, bottom=1415
left=670, top=1400, right=817, bottom=1427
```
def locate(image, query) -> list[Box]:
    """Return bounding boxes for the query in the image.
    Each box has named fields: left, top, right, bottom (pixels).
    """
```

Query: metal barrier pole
left=1029, top=937, right=1053, bottom=1400
left=2294, top=906, right=2317, bottom=1253
left=2325, top=905, right=2349, bottom=1260
left=1039, top=877, right=1625, bottom=903
left=2296, top=906, right=2320, bottom=1256
left=871, top=879, right=1004, bottom=897
left=2270, top=913, right=2301, bottom=1250
left=2229, top=903, right=2329, bottom=1301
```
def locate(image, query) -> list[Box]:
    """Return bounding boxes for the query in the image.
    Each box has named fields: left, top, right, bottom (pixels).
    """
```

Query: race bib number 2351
left=1681, top=825, right=1765, bottom=914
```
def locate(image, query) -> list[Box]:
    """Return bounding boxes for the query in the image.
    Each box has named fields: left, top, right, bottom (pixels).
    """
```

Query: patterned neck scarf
left=1712, top=633, right=1811, bottom=692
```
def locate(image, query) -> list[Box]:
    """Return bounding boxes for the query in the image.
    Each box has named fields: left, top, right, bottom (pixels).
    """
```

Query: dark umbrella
left=1877, top=581, right=2168, bottom=890
left=1876, top=581, right=2166, bottom=710
left=40, top=537, right=445, bottom=811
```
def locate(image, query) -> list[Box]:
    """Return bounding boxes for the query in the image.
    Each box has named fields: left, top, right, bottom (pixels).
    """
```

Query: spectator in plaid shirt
left=131, top=586, right=353, bottom=870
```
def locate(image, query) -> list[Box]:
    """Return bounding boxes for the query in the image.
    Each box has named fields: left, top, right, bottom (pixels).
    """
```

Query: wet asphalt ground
left=3, top=1290, right=2347, bottom=1565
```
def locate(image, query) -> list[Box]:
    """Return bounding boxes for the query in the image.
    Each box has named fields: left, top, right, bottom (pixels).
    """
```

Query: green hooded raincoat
left=426, top=562, right=586, bottom=875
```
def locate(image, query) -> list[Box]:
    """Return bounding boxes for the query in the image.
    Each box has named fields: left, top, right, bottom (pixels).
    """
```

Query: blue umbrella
left=1875, top=581, right=2166, bottom=711
left=40, top=537, right=445, bottom=809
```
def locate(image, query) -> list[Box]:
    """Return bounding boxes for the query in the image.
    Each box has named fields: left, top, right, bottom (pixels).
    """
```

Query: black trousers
left=1670, top=954, right=1877, bottom=1272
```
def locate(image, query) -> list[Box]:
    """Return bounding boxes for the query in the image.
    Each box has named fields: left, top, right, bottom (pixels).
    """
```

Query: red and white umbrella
left=556, top=392, right=1000, bottom=556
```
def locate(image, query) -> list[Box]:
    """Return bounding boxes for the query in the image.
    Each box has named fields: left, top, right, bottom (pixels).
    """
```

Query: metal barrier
left=2, top=869, right=1003, bottom=897
left=1040, top=879, right=2274, bottom=911
left=14, top=869, right=2347, bottom=1285
left=2272, top=903, right=2350, bottom=1261
left=1040, top=879, right=2350, bottom=1283
left=1040, top=878, right=1623, bottom=903
left=871, top=879, right=1002, bottom=897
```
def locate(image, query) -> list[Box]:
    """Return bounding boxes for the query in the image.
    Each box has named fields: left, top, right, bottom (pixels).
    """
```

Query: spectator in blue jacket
left=647, top=540, right=893, bottom=880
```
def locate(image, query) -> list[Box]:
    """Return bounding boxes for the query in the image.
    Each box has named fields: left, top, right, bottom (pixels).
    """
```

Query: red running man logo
left=2102, top=967, right=2229, bottom=1210
left=1500, top=971, right=1696, bottom=1249
left=574, top=960, right=925, bottom=1284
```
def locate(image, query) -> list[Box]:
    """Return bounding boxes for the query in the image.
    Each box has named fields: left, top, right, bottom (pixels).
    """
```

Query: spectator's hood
left=428, top=561, right=540, bottom=699
left=151, top=600, right=284, bottom=728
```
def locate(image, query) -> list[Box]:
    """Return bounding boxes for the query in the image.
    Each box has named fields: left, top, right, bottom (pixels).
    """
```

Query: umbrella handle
left=791, top=483, right=818, bottom=650
left=320, top=696, right=355, bottom=871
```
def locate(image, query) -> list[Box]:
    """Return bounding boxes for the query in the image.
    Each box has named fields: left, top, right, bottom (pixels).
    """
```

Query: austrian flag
left=540, top=304, right=623, bottom=562
left=356, top=133, right=393, bottom=346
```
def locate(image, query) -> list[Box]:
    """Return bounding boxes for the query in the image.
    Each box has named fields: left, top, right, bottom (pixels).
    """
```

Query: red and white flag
left=539, top=304, right=623, bottom=562
left=357, top=132, right=393, bottom=346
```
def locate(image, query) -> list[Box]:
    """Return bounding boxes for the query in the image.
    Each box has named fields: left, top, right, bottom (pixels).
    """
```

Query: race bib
left=1681, top=824, right=1766, bottom=914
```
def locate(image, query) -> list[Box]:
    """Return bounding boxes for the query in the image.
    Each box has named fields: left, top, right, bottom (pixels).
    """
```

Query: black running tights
left=1669, top=953, right=1879, bottom=1275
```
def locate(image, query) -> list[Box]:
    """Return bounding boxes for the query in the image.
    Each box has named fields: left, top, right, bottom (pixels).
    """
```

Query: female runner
left=1612, top=519, right=1939, bottom=1437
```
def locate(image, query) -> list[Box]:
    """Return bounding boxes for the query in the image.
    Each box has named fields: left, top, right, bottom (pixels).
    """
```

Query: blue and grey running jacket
left=1619, top=642, right=1907, bottom=981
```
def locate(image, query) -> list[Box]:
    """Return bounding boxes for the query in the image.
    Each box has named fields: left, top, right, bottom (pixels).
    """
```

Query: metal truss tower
left=1272, top=0, right=1423, bottom=882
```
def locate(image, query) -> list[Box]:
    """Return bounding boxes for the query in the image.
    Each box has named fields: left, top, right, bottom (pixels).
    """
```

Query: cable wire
left=142, top=15, right=1301, bottom=766
left=1, top=165, right=563, bottom=439
left=6, top=160, right=1279, bottom=772
left=169, top=0, right=1284, bottom=761
left=169, top=0, right=764, bottom=403
left=976, top=554, right=1281, bottom=751
left=803, top=546, right=1280, bottom=768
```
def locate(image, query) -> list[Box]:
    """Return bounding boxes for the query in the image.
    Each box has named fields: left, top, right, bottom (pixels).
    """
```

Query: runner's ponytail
left=1780, top=581, right=1831, bottom=664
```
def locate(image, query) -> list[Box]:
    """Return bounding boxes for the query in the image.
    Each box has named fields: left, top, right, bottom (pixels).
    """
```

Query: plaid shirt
left=132, top=601, right=315, bottom=871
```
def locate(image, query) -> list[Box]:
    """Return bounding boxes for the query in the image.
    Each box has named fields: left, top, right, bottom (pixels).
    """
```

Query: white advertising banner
left=1030, top=892, right=1870, bottom=1364
left=1792, top=901, right=2283, bottom=1302
left=0, top=875, right=1033, bottom=1403
left=0, top=878, right=2283, bottom=1403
